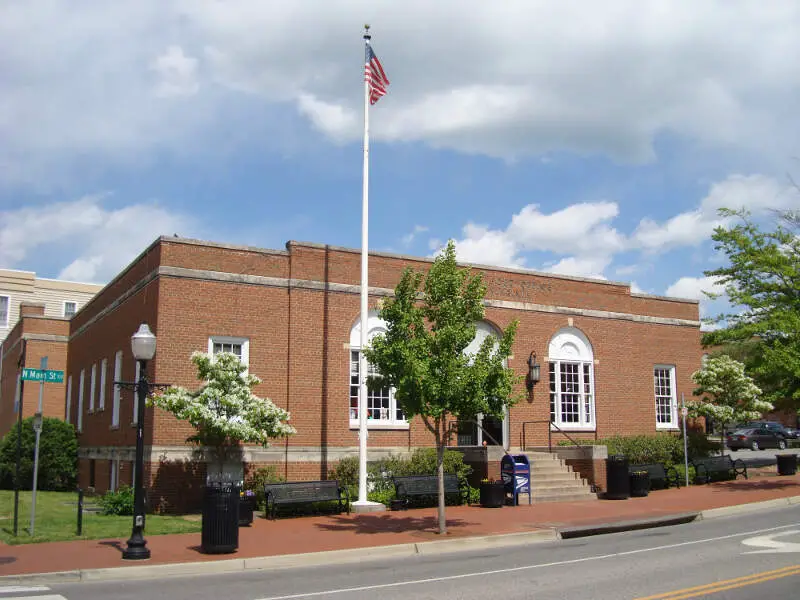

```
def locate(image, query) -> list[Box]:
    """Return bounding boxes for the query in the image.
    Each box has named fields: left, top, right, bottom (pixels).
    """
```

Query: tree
left=687, top=355, right=771, bottom=449
left=365, top=240, right=520, bottom=534
left=149, top=352, right=296, bottom=476
left=0, top=417, right=77, bottom=491
left=702, top=209, right=800, bottom=411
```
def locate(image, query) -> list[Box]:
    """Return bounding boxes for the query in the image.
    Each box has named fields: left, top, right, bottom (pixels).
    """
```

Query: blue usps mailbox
left=501, top=454, right=531, bottom=505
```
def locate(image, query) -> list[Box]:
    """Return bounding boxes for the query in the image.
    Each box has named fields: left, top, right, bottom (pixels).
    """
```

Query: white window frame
left=112, top=351, right=122, bottom=428
left=548, top=327, right=596, bottom=431
left=0, top=295, right=9, bottom=327
left=109, top=459, right=119, bottom=492
left=349, top=312, right=407, bottom=430
left=132, top=361, right=141, bottom=424
left=89, top=363, right=97, bottom=412
left=63, top=301, right=77, bottom=318
left=77, top=369, right=85, bottom=432
left=654, top=365, right=678, bottom=430
left=65, top=375, right=72, bottom=423
left=99, top=358, right=107, bottom=410
left=208, top=336, right=250, bottom=366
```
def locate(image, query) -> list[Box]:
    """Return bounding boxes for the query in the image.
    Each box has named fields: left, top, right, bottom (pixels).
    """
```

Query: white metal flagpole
left=356, top=25, right=372, bottom=507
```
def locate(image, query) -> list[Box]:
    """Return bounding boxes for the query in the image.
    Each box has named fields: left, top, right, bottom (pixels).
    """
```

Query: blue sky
left=1, top=1, right=799, bottom=325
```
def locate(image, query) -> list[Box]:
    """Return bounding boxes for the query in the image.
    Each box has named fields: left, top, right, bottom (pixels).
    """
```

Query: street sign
left=21, top=368, right=64, bottom=383
left=681, top=407, right=688, bottom=417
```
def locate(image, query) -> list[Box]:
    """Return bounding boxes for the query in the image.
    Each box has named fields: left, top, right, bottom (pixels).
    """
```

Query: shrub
left=599, top=434, right=683, bottom=465
left=682, top=430, right=720, bottom=459
left=0, top=417, right=77, bottom=491
left=329, top=456, right=359, bottom=489
left=100, top=485, right=135, bottom=515
left=245, top=465, right=285, bottom=509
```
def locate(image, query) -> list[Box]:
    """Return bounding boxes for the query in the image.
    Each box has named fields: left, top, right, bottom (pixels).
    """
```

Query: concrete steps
left=523, top=452, right=597, bottom=503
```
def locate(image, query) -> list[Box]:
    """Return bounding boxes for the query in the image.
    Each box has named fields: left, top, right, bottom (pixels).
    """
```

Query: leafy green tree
left=687, top=355, right=771, bottom=448
left=365, top=240, right=520, bottom=534
left=0, top=417, right=77, bottom=491
left=149, top=352, right=296, bottom=476
left=703, top=209, right=800, bottom=411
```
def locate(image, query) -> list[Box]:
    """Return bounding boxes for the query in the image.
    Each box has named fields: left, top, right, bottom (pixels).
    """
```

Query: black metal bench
left=264, top=480, right=350, bottom=519
left=393, top=475, right=469, bottom=507
left=691, top=455, right=747, bottom=483
left=628, top=463, right=681, bottom=489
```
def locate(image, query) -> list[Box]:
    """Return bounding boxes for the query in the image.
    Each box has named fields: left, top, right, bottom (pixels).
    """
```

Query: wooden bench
left=691, top=455, right=747, bottom=483
left=393, top=475, right=469, bottom=507
left=628, top=463, right=681, bottom=489
left=264, top=480, right=350, bottom=519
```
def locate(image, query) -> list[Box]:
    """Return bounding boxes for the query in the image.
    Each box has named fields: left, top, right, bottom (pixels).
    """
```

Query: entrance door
left=456, top=412, right=508, bottom=448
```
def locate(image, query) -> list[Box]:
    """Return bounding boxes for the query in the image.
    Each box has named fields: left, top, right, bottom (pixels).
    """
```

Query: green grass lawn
left=0, top=490, right=201, bottom=545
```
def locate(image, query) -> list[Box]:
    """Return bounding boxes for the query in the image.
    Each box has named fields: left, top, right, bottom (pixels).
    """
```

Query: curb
left=3, top=495, right=799, bottom=585
left=0, top=529, right=557, bottom=585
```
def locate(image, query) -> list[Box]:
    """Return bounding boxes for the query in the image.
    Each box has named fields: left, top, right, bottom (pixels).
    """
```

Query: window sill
left=656, top=425, right=679, bottom=431
left=550, top=424, right=596, bottom=432
left=109, top=424, right=120, bottom=431
left=349, top=421, right=409, bottom=431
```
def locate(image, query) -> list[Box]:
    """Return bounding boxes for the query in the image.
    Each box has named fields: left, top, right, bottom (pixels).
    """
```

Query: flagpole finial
left=363, top=24, right=371, bottom=41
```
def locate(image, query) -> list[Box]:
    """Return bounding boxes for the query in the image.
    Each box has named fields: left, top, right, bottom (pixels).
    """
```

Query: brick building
left=59, top=236, right=701, bottom=511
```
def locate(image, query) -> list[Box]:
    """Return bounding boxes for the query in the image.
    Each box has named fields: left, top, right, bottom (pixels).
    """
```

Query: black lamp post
left=527, top=351, right=541, bottom=393
left=116, top=324, right=160, bottom=560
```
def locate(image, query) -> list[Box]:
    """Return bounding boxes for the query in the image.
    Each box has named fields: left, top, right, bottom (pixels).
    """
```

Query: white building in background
left=0, top=268, right=103, bottom=342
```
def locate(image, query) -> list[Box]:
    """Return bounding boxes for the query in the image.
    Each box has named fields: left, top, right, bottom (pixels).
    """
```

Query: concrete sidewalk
left=2, top=468, right=799, bottom=584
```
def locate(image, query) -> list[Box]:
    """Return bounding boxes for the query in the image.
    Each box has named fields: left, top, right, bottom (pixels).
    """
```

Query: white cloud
left=3, top=2, right=800, bottom=186
left=401, top=224, right=429, bottom=246
left=151, top=45, right=200, bottom=98
left=632, top=174, right=800, bottom=253
left=0, top=195, right=198, bottom=283
left=544, top=256, right=611, bottom=280
left=665, top=275, right=724, bottom=301
left=447, top=225, right=524, bottom=269
left=629, top=281, right=645, bottom=294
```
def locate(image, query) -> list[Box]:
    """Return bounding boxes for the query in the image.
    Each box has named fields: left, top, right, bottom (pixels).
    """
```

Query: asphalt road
left=8, top=503, right=799, bottom=600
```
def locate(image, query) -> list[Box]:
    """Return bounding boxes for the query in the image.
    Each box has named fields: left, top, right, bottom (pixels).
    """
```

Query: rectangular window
left=65, top=375, right=72, bottom=423
left=132, top=360, right=141, bottom=424
left=109, top=459, right=119, bottom=492
left=112, top=351, right=122, bottom=427
left=209, top=336, right=250, bottom=365
left=654, top=365, right=677, bottom=429
left=89, top=363, right=97, bottom=412
left=349, top=350, right=405, bottom=426
left=99, top=358, right=107, bottom=410
left=63, top=301, right=77, bottom=318
left=77, top=369, right=85, bottom=432
left=89, top=459, right=96, bottom=488
left=0, top=296, right=9, bottom=327
left=549, top=361, right=595, bottom=429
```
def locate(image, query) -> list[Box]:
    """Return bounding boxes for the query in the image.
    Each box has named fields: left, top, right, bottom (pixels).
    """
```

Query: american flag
left=365, top=45, right=389, bottom=105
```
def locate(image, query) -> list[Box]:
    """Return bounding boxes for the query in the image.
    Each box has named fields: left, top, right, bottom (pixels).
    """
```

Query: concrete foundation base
left=351, top=500, right=387, bottom=514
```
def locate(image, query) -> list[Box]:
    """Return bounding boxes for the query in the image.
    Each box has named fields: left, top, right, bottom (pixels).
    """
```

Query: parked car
left=745, top=421, right=799, bottom=439
left=726, top=427, right=788, bottom=451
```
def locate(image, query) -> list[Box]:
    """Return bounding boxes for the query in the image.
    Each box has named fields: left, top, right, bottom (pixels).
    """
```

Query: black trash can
left=606, top=454, right=630, bottom=500
left=201, top=481, right=240, bottom=554
left=629, top=470, right=650, bottom=497
left=777, top=453, right=798, bottom=476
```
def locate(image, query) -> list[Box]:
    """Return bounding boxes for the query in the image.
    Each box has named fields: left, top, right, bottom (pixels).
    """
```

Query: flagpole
left=354, top=24, right=382, bottom=511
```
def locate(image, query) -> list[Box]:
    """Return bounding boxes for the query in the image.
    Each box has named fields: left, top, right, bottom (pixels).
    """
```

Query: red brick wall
left=66, top=237, right=703, bottom=512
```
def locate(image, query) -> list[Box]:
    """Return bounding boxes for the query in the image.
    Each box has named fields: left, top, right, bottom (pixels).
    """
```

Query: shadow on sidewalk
left=98, top=540, right=125, bottom=555
left=314, top=513, right=476, bottom=537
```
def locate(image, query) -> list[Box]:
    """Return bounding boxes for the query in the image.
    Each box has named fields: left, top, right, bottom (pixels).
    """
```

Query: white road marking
left=0, top=587, right=50, bottom=595
left=742, top=529, right=800, bottom=553
left=255, top=522, right=800, bottom=600
left=0, top=594, right=65, bottom=600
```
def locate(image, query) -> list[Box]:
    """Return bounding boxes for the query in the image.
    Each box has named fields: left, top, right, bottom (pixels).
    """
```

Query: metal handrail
left=521, top=420, right=593, bottom=452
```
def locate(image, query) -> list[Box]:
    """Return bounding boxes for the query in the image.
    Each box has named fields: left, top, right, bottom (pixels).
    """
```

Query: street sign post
left=30, top=356, right=48, bottom=536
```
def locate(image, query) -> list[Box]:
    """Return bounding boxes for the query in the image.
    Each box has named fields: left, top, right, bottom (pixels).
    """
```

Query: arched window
left=457, top=321, right=509, bottom=449
left=349, top=311, right=405, bottom=427
left=548, top=327, right=595, bottom=430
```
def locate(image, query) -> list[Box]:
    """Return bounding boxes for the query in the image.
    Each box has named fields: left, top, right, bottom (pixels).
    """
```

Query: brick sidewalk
left=1, top=469, right=799, bottom=578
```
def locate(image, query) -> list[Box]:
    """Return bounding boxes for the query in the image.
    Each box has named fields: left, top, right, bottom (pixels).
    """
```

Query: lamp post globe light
left=123, top=323, right=156, bottom=560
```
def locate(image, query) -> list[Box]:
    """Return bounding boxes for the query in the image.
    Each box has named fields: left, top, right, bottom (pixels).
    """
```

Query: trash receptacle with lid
left=201, top=479, right=240, bottom=554
left=777, top=453, right=798, bottom=476
left=606, top=454, right=630, bottom=500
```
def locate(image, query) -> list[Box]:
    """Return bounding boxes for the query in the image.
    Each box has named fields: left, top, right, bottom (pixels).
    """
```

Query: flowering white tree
left=149, top=352, right=295, bottom=475
left=688, top=355, right=771, bottom=447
